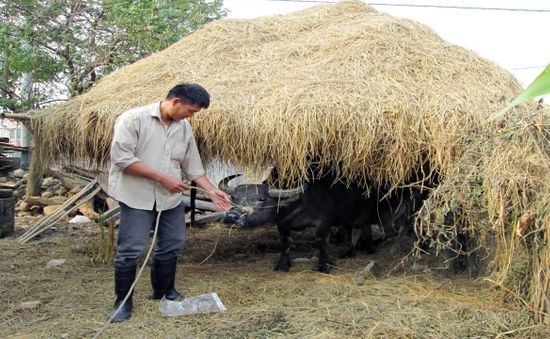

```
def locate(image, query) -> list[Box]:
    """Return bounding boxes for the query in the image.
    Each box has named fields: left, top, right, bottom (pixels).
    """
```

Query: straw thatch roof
left=32, top=0, right=520, bottom=184
left=28, top=0, right=549, bottom=321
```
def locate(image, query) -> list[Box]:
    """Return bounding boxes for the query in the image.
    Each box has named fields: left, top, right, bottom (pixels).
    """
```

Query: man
left=108, top=83, right=232, bottom=322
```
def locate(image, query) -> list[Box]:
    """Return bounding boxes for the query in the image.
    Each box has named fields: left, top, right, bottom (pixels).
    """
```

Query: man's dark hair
left=166, top=83, right=210, bottom=108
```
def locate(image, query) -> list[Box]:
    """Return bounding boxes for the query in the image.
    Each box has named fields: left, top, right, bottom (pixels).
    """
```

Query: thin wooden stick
left=20, top=186, right=101, bottom=243
left=19, top=180, right=97, bottom=242
left=19, top=180, right=99, bottom=243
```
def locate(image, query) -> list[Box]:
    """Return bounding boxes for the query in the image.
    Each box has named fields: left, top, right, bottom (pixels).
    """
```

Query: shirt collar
left=151, top=101, right=184, bottom=133
left=150, top=101, right=162, bottom=119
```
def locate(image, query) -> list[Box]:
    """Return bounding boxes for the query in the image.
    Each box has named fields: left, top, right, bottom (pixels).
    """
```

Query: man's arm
left=124, top=162, right=189, bottom=193
left=193, top=175, right=232, bottom=211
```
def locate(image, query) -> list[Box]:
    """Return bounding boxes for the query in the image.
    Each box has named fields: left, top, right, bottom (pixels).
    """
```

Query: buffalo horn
left=217, top=174, right=242, bottom=195
left=267, top=183, right=307, bottom=199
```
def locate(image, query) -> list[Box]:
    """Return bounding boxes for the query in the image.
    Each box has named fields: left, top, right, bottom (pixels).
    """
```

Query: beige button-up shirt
left=109, top=102, right=206, bottom=211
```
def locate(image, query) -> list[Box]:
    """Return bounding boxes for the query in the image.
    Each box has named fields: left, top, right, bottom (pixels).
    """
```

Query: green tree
left=0, top=0, right=226, bottom=113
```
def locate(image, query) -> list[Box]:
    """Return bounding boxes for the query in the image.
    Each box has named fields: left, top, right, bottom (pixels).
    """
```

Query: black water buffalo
left=341, top=186, right=416, bottom=258
left=220, top=173, right=380, bottom=273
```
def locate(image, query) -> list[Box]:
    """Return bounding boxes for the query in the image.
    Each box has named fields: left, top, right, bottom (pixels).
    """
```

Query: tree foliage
left=0, top=0, right=226, bottom=113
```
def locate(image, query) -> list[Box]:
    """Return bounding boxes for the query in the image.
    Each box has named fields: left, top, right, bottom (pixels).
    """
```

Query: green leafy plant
left=488, top=63, right=550, bottom=122
left=90, top=218, right=116, bottom=265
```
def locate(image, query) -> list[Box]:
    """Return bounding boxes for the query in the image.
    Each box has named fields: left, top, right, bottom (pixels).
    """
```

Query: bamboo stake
left=19, top=186, right=101, bottom=243
left=19, top=180, right=98, bottom=243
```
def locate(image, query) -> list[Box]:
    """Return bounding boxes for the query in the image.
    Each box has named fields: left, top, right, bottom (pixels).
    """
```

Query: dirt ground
left=1, top=216, right=547, bottom=338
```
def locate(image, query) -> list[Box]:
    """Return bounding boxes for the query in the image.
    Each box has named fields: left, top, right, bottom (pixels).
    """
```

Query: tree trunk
left=1, top=52, right=8, bottom=101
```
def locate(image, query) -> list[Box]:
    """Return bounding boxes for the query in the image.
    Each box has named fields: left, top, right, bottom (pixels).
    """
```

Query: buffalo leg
left=341, top=226, right=363, bottom=258
left=344, top=224, right=376, bottom=256
left=273, top=225, right=293, bottom=272
left=316, top=221, right=333, bottom=273
left=360, top=222, right=376, bottom=254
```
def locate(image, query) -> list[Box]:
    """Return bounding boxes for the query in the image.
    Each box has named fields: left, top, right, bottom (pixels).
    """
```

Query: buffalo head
left=218, top=174, right=305, bottom=227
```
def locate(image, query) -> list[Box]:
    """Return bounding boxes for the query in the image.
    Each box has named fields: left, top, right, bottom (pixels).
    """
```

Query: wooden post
left=26, top=154, right=44, bottom=199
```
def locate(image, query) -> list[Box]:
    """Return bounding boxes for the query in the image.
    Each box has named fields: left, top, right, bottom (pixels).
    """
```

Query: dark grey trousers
left=114, top=202, right=186, bottom=268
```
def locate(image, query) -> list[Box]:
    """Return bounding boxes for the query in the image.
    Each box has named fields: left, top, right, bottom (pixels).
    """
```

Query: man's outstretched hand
left=207, top=188, right=232, bottom=211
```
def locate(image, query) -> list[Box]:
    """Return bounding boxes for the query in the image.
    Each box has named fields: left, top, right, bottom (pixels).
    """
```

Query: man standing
left=108, top=83, right=232, bottom=322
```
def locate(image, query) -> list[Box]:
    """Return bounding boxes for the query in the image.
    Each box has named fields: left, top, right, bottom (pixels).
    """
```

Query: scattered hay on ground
left=1, top=221, right=548, bottom=338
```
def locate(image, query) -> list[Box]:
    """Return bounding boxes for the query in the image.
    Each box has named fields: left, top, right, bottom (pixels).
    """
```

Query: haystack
left=28, top=0, right=549, bottom=322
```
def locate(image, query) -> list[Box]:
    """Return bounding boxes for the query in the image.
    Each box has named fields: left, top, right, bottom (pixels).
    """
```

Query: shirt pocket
left=171, top=143, right=187, bottom=161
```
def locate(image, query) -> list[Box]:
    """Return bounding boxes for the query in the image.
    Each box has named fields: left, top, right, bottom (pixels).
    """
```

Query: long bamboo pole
left=19, top=180, right=98, bottom=243
left=0, top=113, right=32, bottom=121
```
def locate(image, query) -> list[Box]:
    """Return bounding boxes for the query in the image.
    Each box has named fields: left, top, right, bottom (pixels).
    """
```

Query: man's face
left=168, top=99, right=203, bottom=121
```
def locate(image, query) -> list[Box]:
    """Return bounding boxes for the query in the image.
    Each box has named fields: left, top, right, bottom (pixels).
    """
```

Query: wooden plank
left=62, top=165, right=98, bottom=180
left=0, top=142, right=30, bottom=152
left=181, top=195, right=219, bottom=211
left=0, top=157, right=20, bottom=172
left=0, top=183, right=17, bottom=189
left=182, top=187, right=209, bottom=200
left=48, top=168, right=89, bottom=191
left=0, top=113, right=32, bottom=121
left=98, top=206, right=121, bottom=224
left=26, top=195, right=67, bottom=207
left=186, top=211, right=225, bottom=227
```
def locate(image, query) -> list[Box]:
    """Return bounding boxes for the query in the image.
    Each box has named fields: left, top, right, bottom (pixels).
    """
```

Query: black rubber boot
left=151, top=257, right=183, bottom=300
left=108, top=265, right=136, bottom=322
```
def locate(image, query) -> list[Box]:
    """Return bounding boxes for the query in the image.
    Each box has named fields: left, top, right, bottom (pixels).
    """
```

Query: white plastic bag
left=159, top=292, right=226, bottom=316
left=46, top=259, right=66, bottom=268
left=68, top=215, right=91, bottom=223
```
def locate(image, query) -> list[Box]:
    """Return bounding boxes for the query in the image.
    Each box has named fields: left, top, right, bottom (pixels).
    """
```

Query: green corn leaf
left=487, top=63, right=550, bottom=122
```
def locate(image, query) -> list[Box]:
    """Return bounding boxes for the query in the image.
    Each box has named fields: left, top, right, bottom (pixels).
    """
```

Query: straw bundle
left=27, top=0, right=548, bottom=321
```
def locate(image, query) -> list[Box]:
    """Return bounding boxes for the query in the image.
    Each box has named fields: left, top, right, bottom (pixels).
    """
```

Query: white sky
left=223, top=0, right=550, bottom=88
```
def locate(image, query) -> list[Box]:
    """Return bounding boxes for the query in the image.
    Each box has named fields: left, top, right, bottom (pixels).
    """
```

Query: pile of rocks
left=40, top=176, right=67, bottom=198
left=0, top=169, right=79, bottom=218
